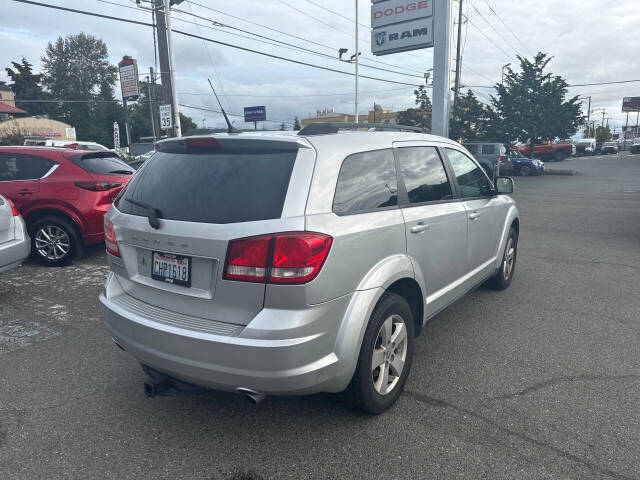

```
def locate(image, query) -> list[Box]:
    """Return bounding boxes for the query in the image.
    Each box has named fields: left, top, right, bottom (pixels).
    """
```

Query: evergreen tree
left=487, top=53, right=583, bottom=157
left=449, top=89, right=489, bottom=142
left=5, top=57, right=52, bottom=117
left=397, top=85, right=432, bottom=132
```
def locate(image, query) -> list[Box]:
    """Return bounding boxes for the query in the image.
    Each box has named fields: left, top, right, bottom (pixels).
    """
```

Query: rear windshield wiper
left=109, top=169, right=134, bottom=175
left=125, top=198, right=162, bottom=229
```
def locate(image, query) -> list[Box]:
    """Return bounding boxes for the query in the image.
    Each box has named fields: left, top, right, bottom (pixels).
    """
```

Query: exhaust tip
left=236, top=387, right=266, bottom=405
left=144, top=381, right=158, bottom=398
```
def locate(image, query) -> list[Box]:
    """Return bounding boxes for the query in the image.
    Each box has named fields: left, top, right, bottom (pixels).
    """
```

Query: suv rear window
left=116, top=150, right=296, bottom=224
left=481, top=144, right=496, bottom=155
left=70, top=154, right=134, bottom=175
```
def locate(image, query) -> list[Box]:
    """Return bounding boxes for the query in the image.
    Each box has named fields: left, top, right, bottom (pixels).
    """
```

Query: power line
left=467, top=0, right=520, bottom=56
left=12, top=0, right=422, bottom=88
left=467, top=18, right=513, bottom=61
left=300, top=0, right=370, bottom=29
left=185, top=0, right=426, bottom=75
left=568, top=79, right=640, bottom=87
left=276, top=0, right=371, bottom=45
left=173, top=3, right=424, bottom=79
left=480, top=0, right=535, bottom=56
left=178, top=87, right=413, bottom=98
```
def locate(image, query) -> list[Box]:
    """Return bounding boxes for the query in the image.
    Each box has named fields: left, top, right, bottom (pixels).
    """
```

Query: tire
left=486, top=227, right=518, bottom=290
left=30, top=216, right=83, bottom=266
left=519, top=164, right=532, bottom=176
left=553, top=151, right=566, bottom=162
left=343, top=293, right=415, bottom=414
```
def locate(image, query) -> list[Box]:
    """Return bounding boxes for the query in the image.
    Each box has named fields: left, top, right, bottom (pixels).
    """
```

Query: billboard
left=118, top=56, right=139, bottom=101
left=244, top=106, right=266, bottom=122
left=622, top=97, right=640, bottom=112
left=371, top=0, right=433, bottom=56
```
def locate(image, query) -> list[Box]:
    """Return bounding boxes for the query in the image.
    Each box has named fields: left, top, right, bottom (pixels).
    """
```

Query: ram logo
left=375, top=31, right=387, bottom=46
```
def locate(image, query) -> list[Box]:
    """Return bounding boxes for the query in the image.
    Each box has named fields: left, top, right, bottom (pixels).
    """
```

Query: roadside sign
left=65, top=127, right=76, bottom=140
left=118, top=56, right=139, bottom=101
left=622, top=97, right=640, bottom=112
left=244, top=106, right=267, bottom=122
left=159, top=104, right=173, bottom=130
left=371, top=0, right=434, bottom=56
left=113, top=122, right=120, bottom=152
left=371, top=0, right=433, bottom=28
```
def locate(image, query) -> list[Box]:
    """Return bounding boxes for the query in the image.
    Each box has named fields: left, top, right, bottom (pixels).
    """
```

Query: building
left=0, top=86, right=76, bottom=145
left=301, top=107, right=400, bottom=127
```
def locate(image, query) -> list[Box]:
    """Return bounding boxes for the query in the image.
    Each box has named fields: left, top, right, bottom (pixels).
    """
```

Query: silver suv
left=100, top=124, right=520, bottom=414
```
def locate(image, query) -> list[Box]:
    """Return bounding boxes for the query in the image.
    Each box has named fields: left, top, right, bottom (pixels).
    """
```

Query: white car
left=45, top=140, right=110, bottom=151
left=0, top=194, right=30, bottom=274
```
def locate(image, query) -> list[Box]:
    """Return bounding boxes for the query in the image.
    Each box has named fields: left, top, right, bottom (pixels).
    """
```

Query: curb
left=544, top=169, right=579, bottom=176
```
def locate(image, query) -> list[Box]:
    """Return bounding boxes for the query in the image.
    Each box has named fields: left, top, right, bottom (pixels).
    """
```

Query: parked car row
left=463, top=142, right=544, bottom=177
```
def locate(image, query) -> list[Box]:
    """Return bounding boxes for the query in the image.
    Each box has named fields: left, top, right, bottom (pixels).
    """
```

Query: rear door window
left=0, top=153, right=54, bottom=181
left=116, top=150, right=297, bottom=224
left=397, top=147, right=453, bottom=204
left=481, top=144, right=496, bottom=155
left=70, top=154, right=134, bottom=175
left=333, top=149, right=397, bottom=215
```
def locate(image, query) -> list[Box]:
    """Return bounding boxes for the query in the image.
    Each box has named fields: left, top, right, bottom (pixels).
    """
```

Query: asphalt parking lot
left=1, top=152, right=639, bottom=480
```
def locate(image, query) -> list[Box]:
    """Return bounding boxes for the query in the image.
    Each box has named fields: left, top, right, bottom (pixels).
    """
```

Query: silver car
left=0, top=194, right=30, bottom=273
left=100, top=125, right=520, bottom=413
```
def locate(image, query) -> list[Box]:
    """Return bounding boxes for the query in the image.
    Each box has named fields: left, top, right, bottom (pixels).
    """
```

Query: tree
left=279, top=121, right=286, bottom=131
left=41, top=33, right=120, bottom=145
left=488, top=53, right=583, bottom=157
left=293, top=116, right=301, bottom=130
left=5, top=57, right=52, bottom=117
left=179, top=112, right=197, bottom=133
left=397, top=85, right=432, bottom=132
left=449, top=89, right=489, bottom=141
left=594, top=125, right=611, bottom=143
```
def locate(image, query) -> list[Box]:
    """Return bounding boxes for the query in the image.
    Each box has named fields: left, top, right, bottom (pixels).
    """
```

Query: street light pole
left=354, top=0, right=359, bottom=124
left=163, top=0, right=181, bottom=137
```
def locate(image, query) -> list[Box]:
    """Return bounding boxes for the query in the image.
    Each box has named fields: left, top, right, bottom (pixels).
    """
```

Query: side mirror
left=495, top=176, right=514, bottom=194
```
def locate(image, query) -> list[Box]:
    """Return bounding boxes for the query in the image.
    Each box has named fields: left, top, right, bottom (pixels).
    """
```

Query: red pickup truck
left=515, top=141, right=575, bottom=162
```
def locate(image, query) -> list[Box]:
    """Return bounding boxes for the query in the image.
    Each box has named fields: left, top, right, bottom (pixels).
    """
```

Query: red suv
left=0, top=146, right=133, bottom=265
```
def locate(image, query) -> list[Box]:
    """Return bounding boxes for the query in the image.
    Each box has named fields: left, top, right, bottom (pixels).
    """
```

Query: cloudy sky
left=1, top=0, right=639, bottom=133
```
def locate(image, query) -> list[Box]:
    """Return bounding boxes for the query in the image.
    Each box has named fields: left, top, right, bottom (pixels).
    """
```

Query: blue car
left=503, top=149, right=544, bottom=176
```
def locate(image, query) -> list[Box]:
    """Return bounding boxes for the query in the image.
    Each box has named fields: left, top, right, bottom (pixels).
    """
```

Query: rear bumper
left=0, top=219, right=30, bottom=274
left=100, top=273, right=366, bottom=395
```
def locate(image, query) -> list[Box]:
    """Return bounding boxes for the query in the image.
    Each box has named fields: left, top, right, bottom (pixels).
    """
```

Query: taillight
left=104, top=217, right=120, bottom=257
left=497, top=155, right=504, bottom=164
left=7, top=199, right=19, bottom=216
left=75, top=181, right=122, bottom=192
left=224, top=235, right=271, bottom=282
left=223, top=232, right=332, bottom=285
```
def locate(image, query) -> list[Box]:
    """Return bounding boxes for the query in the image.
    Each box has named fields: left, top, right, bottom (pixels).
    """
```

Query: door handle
left=469, top=212, right=481, bottom=220
left=410, top=223, right=430, bottom=234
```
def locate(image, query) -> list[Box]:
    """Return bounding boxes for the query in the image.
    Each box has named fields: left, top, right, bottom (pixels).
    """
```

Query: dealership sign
left=371, top=0, right=433, bottom=56
left=622, top=97, right=640, bottom=112
left=244, top=106, right=267, bottom=122
left=118, top=56, right=140, bottom=101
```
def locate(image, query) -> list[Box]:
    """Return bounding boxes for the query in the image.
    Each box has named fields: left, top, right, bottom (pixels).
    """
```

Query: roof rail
left=297, top=122, right=425, bottom=136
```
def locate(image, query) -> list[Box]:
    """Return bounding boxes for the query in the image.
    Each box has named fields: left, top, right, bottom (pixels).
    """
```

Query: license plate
left=151, top=251, right=191, bottom=287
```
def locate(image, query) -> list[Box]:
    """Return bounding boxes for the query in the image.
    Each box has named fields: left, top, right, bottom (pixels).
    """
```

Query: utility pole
left=148, top=67, right=157, bottom=140
left=154, top=0, right=181, bottom=137
left=354, top=0, right=359, bottom=124
left=585, top=96, right=591, bottom=137
left=453, top=0, right=464, bottom=110
left=123, top=98, right=132, bottom=148
left=602, top=108, right=606, bottom=129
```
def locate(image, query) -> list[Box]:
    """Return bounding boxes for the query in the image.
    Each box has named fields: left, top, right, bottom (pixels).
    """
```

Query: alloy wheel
left=502, top=237, right=516, bottom=280
left=35, top=225, right=70, bottom=261
left=371, top=314, right=408, bottom=396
